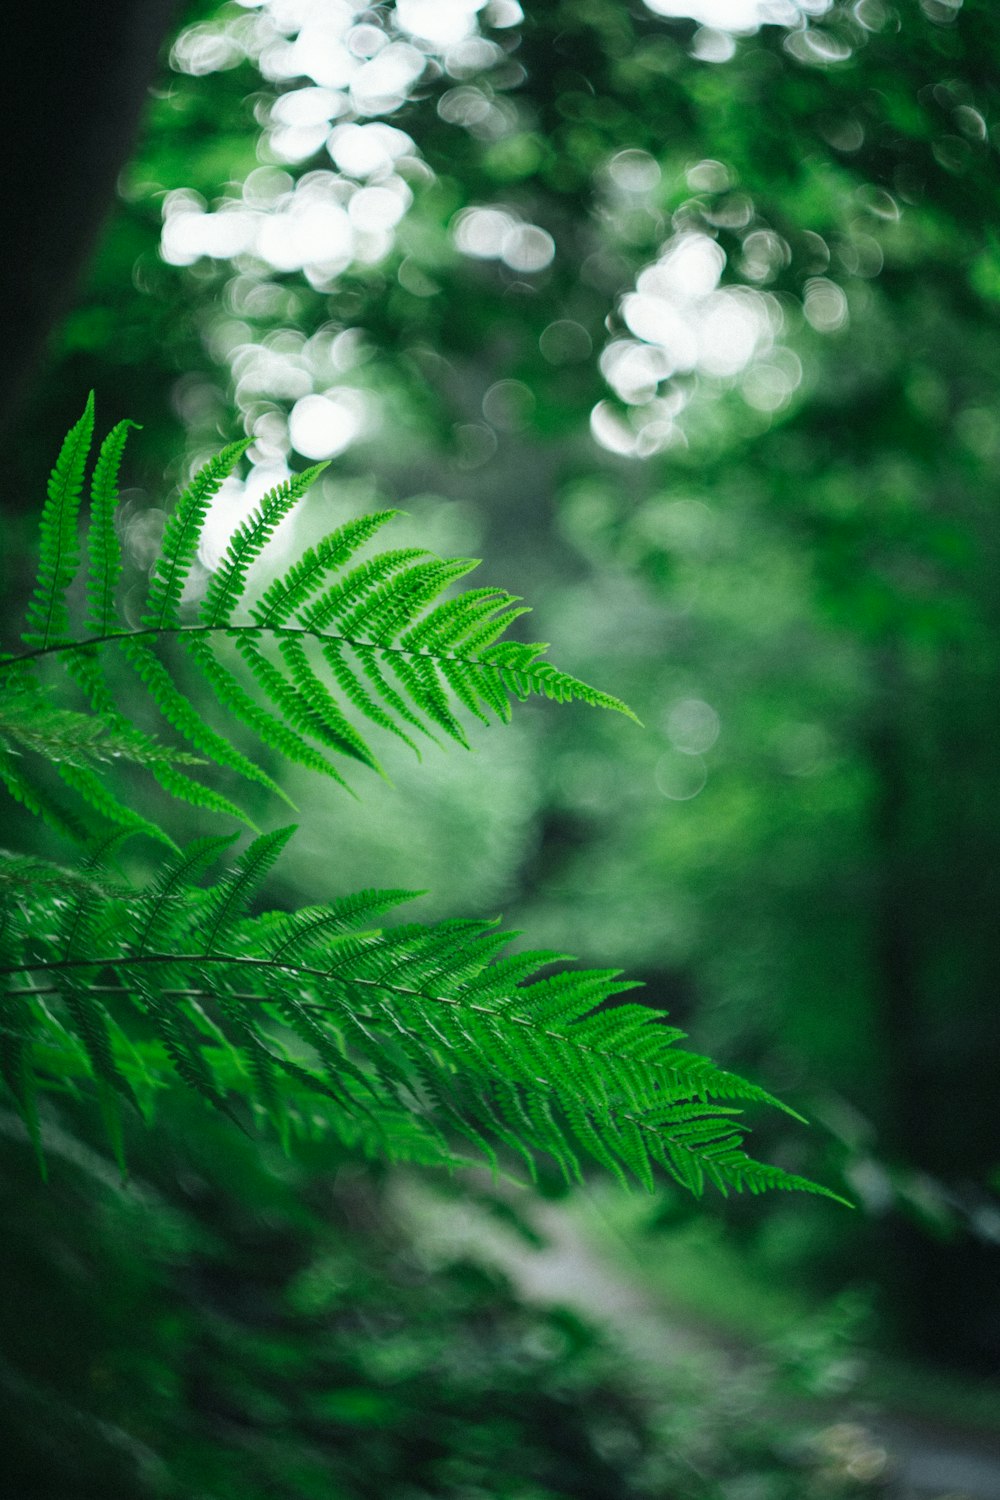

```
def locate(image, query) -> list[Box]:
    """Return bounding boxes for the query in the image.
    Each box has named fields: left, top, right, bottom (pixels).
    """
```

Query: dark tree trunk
left=1, top=0, right=181, bottom=449
left=869, top=641, right=924, bottom=1170
left=870, top=639, right=1000, bottom=1369
left=868, top=641, right=936, bottom=1353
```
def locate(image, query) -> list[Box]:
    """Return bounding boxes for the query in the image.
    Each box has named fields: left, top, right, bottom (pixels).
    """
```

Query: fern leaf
left=120, top=637, right=287, bottom=804
left=0, top=838, right=841, bottom=1200
left=182, top=634, right=346, bottom=785
left=23, top=393, right=96, bottom=649
left=435, top=657, right=494, bottom=725
left=457, top=602, right=534, bottom=658
left=0, top=416, right=832, bottom=1203
left=398, top=587, right=519, bottom=654
left=0, top=752, right=89, bottom=843
left=342, top=558, right=478, bottom=643
left=0, top=849, right=119, bottom=899
left=58, top=830, right=133, bottom=963
left=86, top=419, right=137, bottom=635
left=143, top=440, right=251, bottom=628
left=201, top=827, right=296, bottom=955
left=130, top=969, right=227, bottom=1112
left=50, top=830, right=137, bottom=1145
left=201, top=462, right=328, bottom=627
left=300, top=547, right=429, bottom=632
left=319, top=639, right=421, bottom=755
left=5, top=417, right=638, bottom=826
left=231, top=636, right=355, bottom=787
left=387, top=651, right=468, bottom=744
left=135, top=834, right=239, bottom=954
left=55, top=764, right=175, bottom=848
left=252, top=510, right=398, bottom=628
left=277, top=636, right=380, bottom=770
left=150, top=763, right=254, bottom=825
left=351, top=642, right=439, bottom=747
left=0, top=697, right=203, bottom=772
left=265, top=891, right=418, bottom=963
left=481, top=642, right=640, bottom=722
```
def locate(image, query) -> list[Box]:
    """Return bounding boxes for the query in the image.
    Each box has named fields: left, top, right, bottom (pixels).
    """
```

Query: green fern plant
left=0, top=396, right=844, bottom=1202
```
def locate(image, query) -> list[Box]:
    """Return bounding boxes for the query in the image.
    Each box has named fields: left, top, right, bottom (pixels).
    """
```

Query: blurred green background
left=3, top=0, right=1000, bottom=1493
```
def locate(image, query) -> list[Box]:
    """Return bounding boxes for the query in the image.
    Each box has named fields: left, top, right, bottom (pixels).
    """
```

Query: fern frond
left=0, top=747, right=87, bottom=842
left=54, top=763, right=175, bottom=848
left=264, top=888, right=419, bottom=962
left=317, top=638, right=421, bottom=753
left=0, top=412, right=836, bottom=1207
left=296, top=548, right=428, bottom=632
left=4, top=417, right=634, bottom=832
left=231, top=636, right=356, bottom=784
left=0, top=697, right=203, bottom=772
left=118, top=637, right=287, bottom=804
left=23, top=393, right=95, bottom=650
left=0, top=837, right=844, bottom=1201
left=180, top=634, right=343, bottom=783
left=277, top=637, right=381, bottom=771
left=135, top=834, right=239, bottom=955
left=150, top=762, right=254, bottom=825
left=0, top=849, right=122, bottom=898
left=481, top=641, right=640, bottom=721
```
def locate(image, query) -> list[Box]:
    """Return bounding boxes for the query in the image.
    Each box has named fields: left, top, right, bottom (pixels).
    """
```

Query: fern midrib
left=2, top=623, right=528, bottom=681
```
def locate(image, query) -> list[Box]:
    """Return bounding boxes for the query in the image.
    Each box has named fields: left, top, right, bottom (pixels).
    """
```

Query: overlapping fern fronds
left=0, top=398, right=841, bottom=1204
left=1, top=396, right=634, bottom=834
left=0, top=836, right=843, bottom=1200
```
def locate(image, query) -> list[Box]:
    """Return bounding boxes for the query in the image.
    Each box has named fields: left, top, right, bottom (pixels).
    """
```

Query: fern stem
left=2, top=623, right=504, bottom=675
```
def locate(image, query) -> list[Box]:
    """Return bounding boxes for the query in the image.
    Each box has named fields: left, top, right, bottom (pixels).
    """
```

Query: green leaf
left=144, top=440, right=251, bottom=629
left=23, top=392, right=95, bottom=649
left=201, top=462, right=328, bottom=627
left=86, top=419, right=137, bottom=636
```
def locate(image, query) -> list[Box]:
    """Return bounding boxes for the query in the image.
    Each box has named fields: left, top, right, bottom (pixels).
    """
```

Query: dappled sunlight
left=288, top=386, right=368, bottom=458
left=161, top=0, right=519, bottom=468
left=642, top=0, right=832, bottom=32
left=452, top=205, right=555, bottom=271
left=594, top=228, right=795, bottom=453
left=644, top=0, right=833, bottom=31
left=162, top=0, right=857, bottom=471
left=655, top=749, right=709, bottom=800
left=665, top=697, right=721, bottom=756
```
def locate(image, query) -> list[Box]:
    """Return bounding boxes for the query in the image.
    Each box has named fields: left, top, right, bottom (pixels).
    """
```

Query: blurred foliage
left=0, top=1104, right=887, bottom=1499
